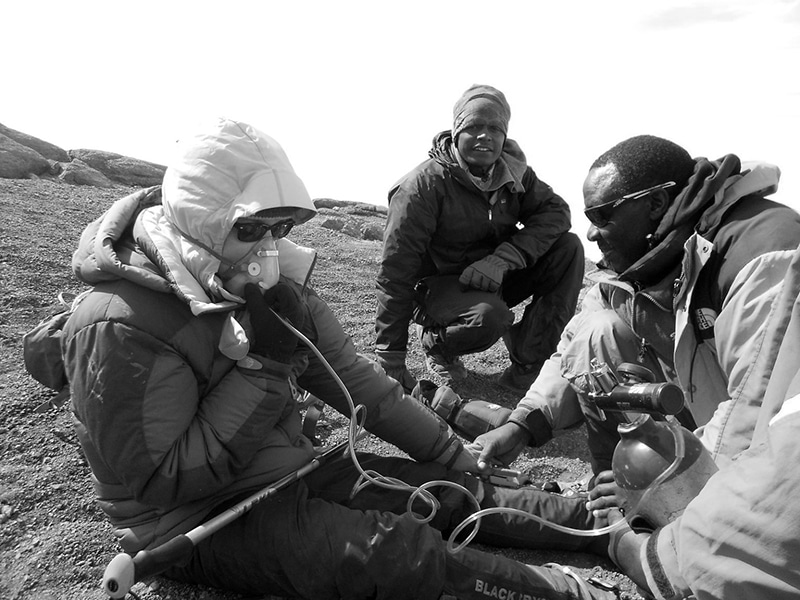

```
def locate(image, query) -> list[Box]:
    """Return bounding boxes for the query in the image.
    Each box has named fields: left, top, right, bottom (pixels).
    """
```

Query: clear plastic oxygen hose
left=445, top=417, right=687, bottom=552
left=279, top=310, right=685, bottom=554
left=278, top=311, right=474, bottom=521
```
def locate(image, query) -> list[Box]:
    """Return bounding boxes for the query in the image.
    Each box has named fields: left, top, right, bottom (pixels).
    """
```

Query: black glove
left=458, top=255, right=509, bottom=292
left=244, top=283, right=305, bottom=363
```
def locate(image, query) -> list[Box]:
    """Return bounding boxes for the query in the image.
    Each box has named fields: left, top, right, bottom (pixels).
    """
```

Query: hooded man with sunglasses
left=58, top=118, right=625, bottom=600
left=471, top=134, right=800, bottom=477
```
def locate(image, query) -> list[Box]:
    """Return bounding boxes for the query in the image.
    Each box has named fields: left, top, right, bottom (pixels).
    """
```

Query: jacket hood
left=161, top=118, right=317, bottom=254
left=143, top=118, right=318, bottom=313
left=618, top=155, right=781, bottom=285
left=72, top=119, right=320, bottom=317
left=428, top=130, right=528, bottom=194
left=72, top=186, right=318, bottom=315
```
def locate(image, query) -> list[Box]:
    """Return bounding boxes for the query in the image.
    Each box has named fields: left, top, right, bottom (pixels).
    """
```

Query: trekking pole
left=101, top=438, right=352, bottom=599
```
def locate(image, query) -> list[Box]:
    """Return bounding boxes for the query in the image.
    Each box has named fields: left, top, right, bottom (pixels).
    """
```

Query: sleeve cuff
left=493, top=242, right=527, bottom=270
left=435, top=434, right=465, bottom=470
left=641, top=528, right=692, bottom=600
left=508, top=408, right=553, bottom=447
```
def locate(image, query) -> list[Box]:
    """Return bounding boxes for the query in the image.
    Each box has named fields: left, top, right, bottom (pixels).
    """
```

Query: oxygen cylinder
left=612, top=414, right=719, bottom=531
left=594, top=382, right=685, bottom=415
left=590, top=361, right=685, bottom=416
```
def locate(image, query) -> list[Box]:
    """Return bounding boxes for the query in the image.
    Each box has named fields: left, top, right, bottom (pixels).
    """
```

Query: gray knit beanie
left=452, top=84, right=511, bottom=142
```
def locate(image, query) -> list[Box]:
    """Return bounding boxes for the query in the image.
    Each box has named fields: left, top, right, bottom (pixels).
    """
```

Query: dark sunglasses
left=233, top=219, right=295, bottom=242
left=584, top=181, right=676, bottom=227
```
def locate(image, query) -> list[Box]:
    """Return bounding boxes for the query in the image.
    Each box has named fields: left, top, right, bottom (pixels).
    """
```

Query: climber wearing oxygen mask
left=62, top=118, right=622, bottom=600
left=217, top=214, right=289, bottom=295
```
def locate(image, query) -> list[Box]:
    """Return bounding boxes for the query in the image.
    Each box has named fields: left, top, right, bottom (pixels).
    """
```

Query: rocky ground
left=0, top=178, right=642, bottom=599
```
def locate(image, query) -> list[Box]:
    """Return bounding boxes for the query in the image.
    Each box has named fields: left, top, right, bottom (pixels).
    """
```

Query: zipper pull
left=637, top=337, right=649, bottom=362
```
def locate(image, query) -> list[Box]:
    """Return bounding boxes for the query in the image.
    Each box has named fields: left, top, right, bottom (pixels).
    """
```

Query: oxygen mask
left=220, top=218, right=294, bottom=296
left=221, top=238, right=280, bottom=296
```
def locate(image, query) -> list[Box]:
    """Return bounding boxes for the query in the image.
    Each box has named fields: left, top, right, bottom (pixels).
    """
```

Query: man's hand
left=244, top=283, right=305, bottom=363
left=586, top=470, right=625, bottom=523
left=448, top=445, right=481, bottom=473
left=467, top=422, right=531, bottom=473
left=585, top=470, right=652, bottom=590
left=375, top=350, right=417, bottom=393
left=584, top=470, right=651, bottom=590
left=458, top=255, right=509, bottom=292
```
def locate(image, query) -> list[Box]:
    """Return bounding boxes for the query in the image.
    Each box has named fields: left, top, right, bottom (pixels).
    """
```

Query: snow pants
left=413, top=232, right=584, bottom=370
left=166, top=453, right=616, bottom=600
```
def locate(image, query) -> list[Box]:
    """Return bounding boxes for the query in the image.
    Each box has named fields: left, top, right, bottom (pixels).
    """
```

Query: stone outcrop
left=0, top=122, right=166, bottom=188
left=68, top=149, right=166, bottom=187
left=0, top=123, right=69, bottom=163
left=0, top=134, right=53, bottom=179
left=314, top=203, right=386, bottom=242
left=0, top=123, right=386, bottom=241
left=314, top=197, right=387, bottom=216
left=58, top=159, right=115, bottom=188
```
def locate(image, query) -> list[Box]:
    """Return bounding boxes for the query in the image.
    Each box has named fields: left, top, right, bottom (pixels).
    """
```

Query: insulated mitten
left=244, top=282, right=305, bottom=363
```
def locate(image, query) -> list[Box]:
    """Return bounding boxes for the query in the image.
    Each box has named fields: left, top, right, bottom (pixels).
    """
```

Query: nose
left=264, top=234, right=277, bottom=245
left=586, top=223, right=601, bottom=242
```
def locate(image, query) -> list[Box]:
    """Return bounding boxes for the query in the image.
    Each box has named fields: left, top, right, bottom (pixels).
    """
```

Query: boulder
left=315, top=197, right=387, bottom=216
left=0, top=123, right=70, bottom=163
left=68, top=149, right=166, bottom=187
left=319, top=214, right=384, bottom=241
left=361, top=222, right=384, bottom=241
left=319, top=216, right=346, bottom=232
left=58, top=159, right=114, bottom=188
left=0, top=134, right=51, bottom=179
left=341, top=220, right=362, bottom=239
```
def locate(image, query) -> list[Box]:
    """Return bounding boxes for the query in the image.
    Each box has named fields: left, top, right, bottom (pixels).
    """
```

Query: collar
left=454, top=147, right=498, bottom=191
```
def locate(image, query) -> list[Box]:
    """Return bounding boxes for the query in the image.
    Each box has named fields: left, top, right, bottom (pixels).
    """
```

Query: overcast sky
left=4, top=0, right=799, bottom=259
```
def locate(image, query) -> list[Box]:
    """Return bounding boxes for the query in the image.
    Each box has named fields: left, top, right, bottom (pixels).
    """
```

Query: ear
left=648, top=188, right=671, bottom=221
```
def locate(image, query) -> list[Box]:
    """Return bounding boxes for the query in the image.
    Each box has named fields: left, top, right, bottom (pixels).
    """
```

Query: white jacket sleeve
left=694, top=248, right=798, bottom=461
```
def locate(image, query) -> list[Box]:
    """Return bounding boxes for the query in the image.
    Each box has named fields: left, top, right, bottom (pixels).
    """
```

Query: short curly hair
left=591, top=135, right=695, bottom=200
